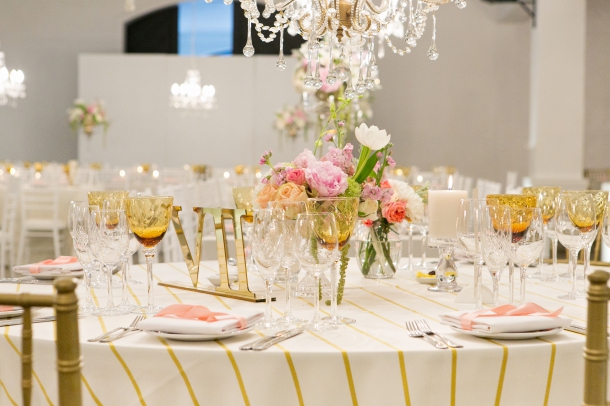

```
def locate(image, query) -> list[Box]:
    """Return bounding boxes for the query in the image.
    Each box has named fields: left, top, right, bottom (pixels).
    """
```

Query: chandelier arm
left=274, top=0, right=298, bottom=11
left=364, top=0, right=389, bottom=14
left=297, top=0, right=327, bottom=38
left=350, top=0, right=372, bottom=33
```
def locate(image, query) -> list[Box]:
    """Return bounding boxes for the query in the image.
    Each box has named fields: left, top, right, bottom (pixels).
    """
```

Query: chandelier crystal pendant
left=233, top=0, right=465, bottom=88
left=170, top=69, right=216, bottom=110
left=0, top=51, right=25, bottom=107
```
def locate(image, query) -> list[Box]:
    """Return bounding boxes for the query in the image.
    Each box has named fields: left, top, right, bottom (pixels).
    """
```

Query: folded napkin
left=138, top=304, right=264, bottom=335
left=0, top=306, right=14, bottom=312
left=13, top=256, right=82, bottom=275
left=440, top=303, right=572, bottom=334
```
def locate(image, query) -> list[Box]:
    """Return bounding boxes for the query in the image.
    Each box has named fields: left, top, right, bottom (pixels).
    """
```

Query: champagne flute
left=294, top=213, right=339, bottom=331
left=555, top=192, right=597, bottom=300
left=72, top=204, right=98, bottom=314
left=504, top=207, right=544, bottom=304
left=252, top=208, right=284, bottom=330
left=481, top=205, right=510, bottom=307
left=89, top=209, right=130, bottom=316
left=125, top=196, right=174, bottom=314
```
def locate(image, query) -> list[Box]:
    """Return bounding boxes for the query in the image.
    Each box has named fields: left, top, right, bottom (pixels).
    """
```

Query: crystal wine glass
left=522, top=187, right=561, bottom=281
left=125, top=196, right=174, bottom=314
left=89, top=209, right=130, bottom=316
left=71, top=204, right=99, bottom=314
left=481, top=205, right=510, bottom=307
left=294, top=212, right=339, bottom=332
left=601, top=201, right=610, bottom=253
left=251, top=208, right=284, bottom=330
left=233, top=186, right=255, bottom=268
left=305, top=197, right=359, bottom=325
left=555, top=192, right=597, bottom=300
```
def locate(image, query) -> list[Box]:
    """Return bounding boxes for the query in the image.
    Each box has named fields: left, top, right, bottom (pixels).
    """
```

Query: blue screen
left=178, top=1, right=233, bottom=56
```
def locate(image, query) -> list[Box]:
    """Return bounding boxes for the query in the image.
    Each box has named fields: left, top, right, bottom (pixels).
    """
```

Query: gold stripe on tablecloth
left=4, top=327, right=54, bottom=405
left=0, top=379, right=18, bottom=405
left=377, top=281, right=459, bottom=311
left=537, top=338, right=557, bottom=406
left=152, top=271, right=183, bottom=303
left=158, top=338, right=200, bottom=406
left=450, top=348, right=458, bottom=406
left=309, top=331, right=359, bottom=406
left=487, top=340, right=509, bottom=406
left=127, top=285, right=142, bottom=306
left=215, top=339, right=251, bottom=406
left=276, top=343, right=305, bottom=406
left=358, top=288, right=442, bottom=322
left=80, top=374, right=103, bottom=406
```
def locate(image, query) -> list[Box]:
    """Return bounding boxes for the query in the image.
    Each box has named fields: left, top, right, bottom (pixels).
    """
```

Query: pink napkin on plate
left=13, top=256, right=82, bottom=275
left=440, top=303, right=572, bottom=334
left=138, top=304, right=264, bottom=335
left=0, top=306, right=14, bottom=312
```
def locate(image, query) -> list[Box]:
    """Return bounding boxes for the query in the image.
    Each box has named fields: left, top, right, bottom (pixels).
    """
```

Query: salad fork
left=88, top=315, right=144, bottom=342
left=100, top=316, right=145, bottom=342
left=405, top=321, right=447, bottom=349
left=415, top=319, right=463, bottom=348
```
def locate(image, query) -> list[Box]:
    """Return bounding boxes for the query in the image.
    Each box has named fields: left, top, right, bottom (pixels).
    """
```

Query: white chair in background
left=73, top=167, right=99, bottom=186
left=505, top=171, right=522, bottom=194
left=0, top=181, right=19, bottom=277
left=17, top=186, right=67, bottom=265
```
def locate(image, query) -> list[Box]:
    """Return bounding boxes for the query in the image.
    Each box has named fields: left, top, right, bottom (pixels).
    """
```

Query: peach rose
left=255, top=184, right=278, bottom=209
left=272, top=182, right=308, bottom=204
left=381, top=201, right=407, bottom=223
left=285, top=168, right=306, bottom=185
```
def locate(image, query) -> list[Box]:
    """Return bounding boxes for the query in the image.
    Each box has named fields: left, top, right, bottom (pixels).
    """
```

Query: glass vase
left=355, top=220, right=402, bottom=279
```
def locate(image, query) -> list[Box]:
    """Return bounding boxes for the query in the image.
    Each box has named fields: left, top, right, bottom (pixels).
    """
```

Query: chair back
left=0, top=278, right=82, bottom=405
left=583, top=270, right=610, bottom=406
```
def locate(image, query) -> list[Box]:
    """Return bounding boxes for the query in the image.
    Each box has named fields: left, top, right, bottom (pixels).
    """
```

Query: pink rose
left=293, top=149, right=317, bottom=169
left=381, top=201, right=407, bottom=223
left=305, top=160, right=348, bottom=197
left=285, top=168, right=306, bottom=185
left=272, top=182, right=308, bottom=204
left=256, top=184, right=278, bottom=209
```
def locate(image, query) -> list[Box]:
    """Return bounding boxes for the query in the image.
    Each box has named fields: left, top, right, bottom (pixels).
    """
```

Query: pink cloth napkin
left=13, top=256, right=81, bottom=275
left=0, top=306, right=14, bottom=312
left=440, top=303, right=572, bottom=334
left=138, top=304, right=264, bottom=335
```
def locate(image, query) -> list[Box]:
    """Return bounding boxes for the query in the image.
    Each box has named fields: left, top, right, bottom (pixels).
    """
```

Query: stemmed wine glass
left=89, top=209, right=130, bottom=316
left=251, top=208, right=284, bottom=330
left=71, top=204, right=99, bottom=314
left=233, top=186, right=255, bottom=267
left=125, top=196, right=174, bottom=314
left=555, top=192, right=597, bottom=300
left=270, top=201, right=307, bottom=327
left=504, top=207, right=544, bottom=304
left=601, top=201, right=610, bottom=256
left=575, top=190, right=607, bottom=288
left=305, top=197, right=359, bottom=325
left=294, top=213, right=339, bottom=331
left=481, top=205, right=510, bottom=307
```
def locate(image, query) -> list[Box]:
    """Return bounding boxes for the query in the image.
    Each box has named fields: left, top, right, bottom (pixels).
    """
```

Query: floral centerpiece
left=68, top=99, right=109, bottom=137
left=275, top=105, right=308, bottom=138
left=255, top=98, right=425, bottom=302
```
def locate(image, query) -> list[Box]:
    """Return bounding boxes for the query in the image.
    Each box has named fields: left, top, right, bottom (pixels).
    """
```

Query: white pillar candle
left=428, top=190, right=468, bottom=239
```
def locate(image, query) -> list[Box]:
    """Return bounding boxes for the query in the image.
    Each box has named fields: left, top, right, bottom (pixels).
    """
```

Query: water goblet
left=71, top=204, right=99, bottom=314
left=306, top=197, right=359, bottom=325
left=89, top=209, right=130, bottom=316
left=125, top=196, right=174, bottom=314
left=252, top=208, right=284, bottom=330
left=555, top=192, right=597, bottom=300
left=504, top=207, right=544, bottom=304
left=294, top=213, right=339, bottom=332
left=117, top=227, right=141, bottom=312
left=481, top=205, right=510, bottom=307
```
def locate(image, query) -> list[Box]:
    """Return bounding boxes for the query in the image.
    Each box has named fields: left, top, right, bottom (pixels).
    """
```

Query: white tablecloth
left=0, top=259, right=604, bottom=406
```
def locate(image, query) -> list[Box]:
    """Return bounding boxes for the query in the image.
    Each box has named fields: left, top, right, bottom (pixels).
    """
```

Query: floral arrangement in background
left=256, top=99, right=425, bottom=301
left=68, top=99, right=109, bottom=137
left=275, top=105, right=308, bottom=138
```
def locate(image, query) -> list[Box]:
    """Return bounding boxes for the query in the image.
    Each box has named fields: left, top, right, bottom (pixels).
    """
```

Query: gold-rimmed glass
left=523, top=187, right=561, bottom=281
left=87, top=190, right=129, bottom=209
left=125, top=196, right=174, bottom=314
left=305, top=197, right=359, bottom=325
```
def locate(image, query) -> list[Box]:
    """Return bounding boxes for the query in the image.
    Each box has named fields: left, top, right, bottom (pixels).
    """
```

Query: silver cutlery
left=99, top=316, right=145, bottom=343
left=0, top=315, right=57, bottom=327
left=405, top=321, right=447, bottom=349
left=0, top=278, right=53, bottom=285
left=88, top=315, right=144, bottom=342
left=240, top=329, right=291, bottom=350
left=251, top=328, right=304, bottom=351
left=565, top=324, right=610, bottom=337
left=415, top=319, right=463, bottom=348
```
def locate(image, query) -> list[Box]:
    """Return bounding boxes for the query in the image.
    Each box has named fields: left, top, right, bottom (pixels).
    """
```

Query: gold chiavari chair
left=0, top=278, right=82, bottom=406
left=583, top=270, right=610, bottom=406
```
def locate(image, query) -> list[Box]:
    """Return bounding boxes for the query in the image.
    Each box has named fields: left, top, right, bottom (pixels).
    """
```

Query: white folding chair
left=0, top=180, right=19, bottom=277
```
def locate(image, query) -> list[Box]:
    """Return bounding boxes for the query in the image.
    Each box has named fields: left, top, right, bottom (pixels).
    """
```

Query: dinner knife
left=240, top=329, right=291, bottom=351
left=0, top=316, right=56, bottom=327
left=252, top=328, right=304, bottom=351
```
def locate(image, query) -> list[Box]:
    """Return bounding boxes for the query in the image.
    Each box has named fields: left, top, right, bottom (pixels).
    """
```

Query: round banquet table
left=0, top=259, right=605, bottom=406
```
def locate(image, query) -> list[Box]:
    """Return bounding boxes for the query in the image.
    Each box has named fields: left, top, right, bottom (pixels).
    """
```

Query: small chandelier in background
left=170, top=69, right=216, bottom=110
left=0, top=51, right=25, bottom=107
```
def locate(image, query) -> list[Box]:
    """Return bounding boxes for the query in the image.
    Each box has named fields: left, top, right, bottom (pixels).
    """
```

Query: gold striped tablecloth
left=0, top=259, right=603, bottom=406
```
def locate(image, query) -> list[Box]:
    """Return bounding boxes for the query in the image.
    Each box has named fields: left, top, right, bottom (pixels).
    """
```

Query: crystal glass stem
left=558, top=249, right=580, bottom=300
left=139, top=247, right=158, bottom=314
left=310, top=274, right=322, bottom=328
left=474, top=258, right=483, bottom=309
left=284, top=268, right=291, bottom=315
left=121, top=259, right=129, bottom=304
left=508, top=260, right=514, bottom=304
left=264, top=279, right=273, bottom=322
left=489, top=269, right=501, bottom=308
left=551, top=238, right=558, bottom=277
left=583, top=242, right=592, bottom=291
left=105, top=263, right=114, bottom=309
left=407, top=225, right=413, bottom=272
left=80, top=263, right=95, bottom=312
left=519, top=265, right=527, bottom=304
left=420, top=230, right=428, bottom=267
left=329, top=261, right=338, bottom=320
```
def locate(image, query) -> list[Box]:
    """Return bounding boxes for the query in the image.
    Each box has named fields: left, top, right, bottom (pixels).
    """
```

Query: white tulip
left=358, top=199, right=379, bottom=220
left=355, top=123, right=391, bottom=151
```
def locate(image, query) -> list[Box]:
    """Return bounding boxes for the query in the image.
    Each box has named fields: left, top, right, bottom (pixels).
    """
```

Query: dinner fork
left=100, top=316, right=145, bottom=342
left=415, top=319, right=463, bottom=348
left=88, top=315, right=144, bottom=342
left=405, top=321, right=447, bottom=349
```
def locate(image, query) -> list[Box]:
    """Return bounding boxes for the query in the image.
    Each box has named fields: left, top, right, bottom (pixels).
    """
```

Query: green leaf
left=354, top=154, right=380, bottom=183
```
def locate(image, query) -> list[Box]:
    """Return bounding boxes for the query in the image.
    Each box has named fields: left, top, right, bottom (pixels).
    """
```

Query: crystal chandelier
left=170, top=69, right=217, bottom=110
left=232, top=0, right=465, bottom=93
left=0, top=51, right=25, bottom=107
